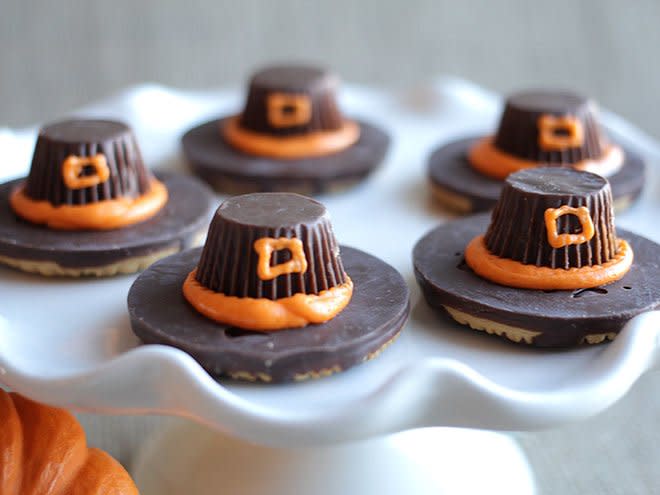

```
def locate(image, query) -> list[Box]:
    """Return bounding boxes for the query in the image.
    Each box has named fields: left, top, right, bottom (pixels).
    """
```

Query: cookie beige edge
left=0, top=247, right=180, bottom=277
left=227, top=330, right=403, bottom=383
left=444, top=305, right=542, bottom=344
left=581, top=333, right=617, bottom=345
left=0, top=230, right=208, bottom=278
left=362, top=330, right=401, bottom=362
left=228, top=371, right=273, bottom=383
left=445, top=306, right=618, bottom=346
left=430, top=183, right=473, bottom=213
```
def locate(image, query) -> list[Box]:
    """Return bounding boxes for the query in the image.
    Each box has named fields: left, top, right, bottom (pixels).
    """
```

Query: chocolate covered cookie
left=182, top=65, right=390, bottom=194
left=428, top=91, right=645, bottom=213
left=414, top=168, right=660, bottom=347
left=0, top=119, right=215, bottom=276
left=128, top=193, right=410, bottom=382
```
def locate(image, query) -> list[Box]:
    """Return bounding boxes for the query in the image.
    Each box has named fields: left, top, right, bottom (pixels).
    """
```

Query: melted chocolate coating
left=484, top=168, right=617, bottom=269
left=239, top=65, right=343, bottom=136
left=129, top=246, right=410, bottom=382
left=0, top=173, right=215, bottom=269
left=182, top=118, right=390, bottom=194
left=493, top=91, right=604, bottom=164
left=24, top=119, right=152, bottom=206
left=413, top=214, right=660, bottom=347
left=427, top=136, right=646, bottom=213
left=196, top=193, right=346, bottom=299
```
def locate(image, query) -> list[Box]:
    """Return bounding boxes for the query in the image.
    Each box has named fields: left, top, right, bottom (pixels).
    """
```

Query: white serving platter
left=1, top=78, right=659, bottom=448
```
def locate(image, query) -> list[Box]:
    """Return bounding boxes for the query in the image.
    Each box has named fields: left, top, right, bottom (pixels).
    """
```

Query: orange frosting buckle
left=538, top=114, right=584, bottom=151
left=465, top=235, right=633, bottom=290
left=9, top=178, right=168, bottom=230
left=544, top=205, right=595, bottom=248
left=62, top=154, right=110, bottom=189
left=467, top=137, right=624, bottom=180
left=183, top=269, right=354, bottom=331
left=222, top=116, right=360, bottom=159
left=267, top=93, right=312, bottom=128
left=254, top=237, right=308, bottom=280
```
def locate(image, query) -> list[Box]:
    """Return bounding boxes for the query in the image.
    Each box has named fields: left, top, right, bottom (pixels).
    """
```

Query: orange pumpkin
left=0, top=389, right=139, bottom=494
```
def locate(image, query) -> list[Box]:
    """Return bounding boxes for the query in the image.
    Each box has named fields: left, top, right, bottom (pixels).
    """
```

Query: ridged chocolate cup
left=23, top=119, right=153, bottom=206
left=196, top=192, right=347, bottom=300
left=484, top=168, right=617, bottom=269
left=493, top=91, right=605, bottom=165
left=238, top=65, right=344, bottom=137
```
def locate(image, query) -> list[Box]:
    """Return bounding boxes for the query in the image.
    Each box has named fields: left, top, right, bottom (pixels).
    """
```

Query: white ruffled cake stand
left=1, top=79, right=659, bottom=494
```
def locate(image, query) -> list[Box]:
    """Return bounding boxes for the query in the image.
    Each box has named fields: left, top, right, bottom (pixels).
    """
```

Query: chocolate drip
left=238, top=65, right=344, bottom=136
left=484, top=168, right=618, bottom=269
left=493, top=91, right=606, bottom=164
left=196, top=193, right=347, bottom=299
left=23, top=119, right=153, bottom=206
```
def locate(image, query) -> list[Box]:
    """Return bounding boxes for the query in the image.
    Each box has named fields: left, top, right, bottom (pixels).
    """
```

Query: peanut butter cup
left=128, top=193, right=410, bottom=382
left=0, top=119, right=215, bottom=277
left=414, top=168, right=659, bottom=347
left=188, top=192, right=353, bottom=330
left=12, top=119, right=167, bottom=230
left=182, top=65, right=390, bottom=194
left=428, top=90, right=645, bottom=213
left=226, top=66, right=358, bottom=157
left=24, top=120, right=152, bottom=205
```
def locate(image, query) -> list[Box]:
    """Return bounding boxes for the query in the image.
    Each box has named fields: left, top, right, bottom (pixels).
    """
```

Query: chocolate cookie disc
left=415, top=168, right=659, bottom=347
left=129, top=246, right=410, bottom=382
left=428, top=90, right=646, bottom=213
left=182, top=65, right=390, bottom=194
left=413, top=214, right=659, bottom=347
left=0, top=173, right=215, bottom=276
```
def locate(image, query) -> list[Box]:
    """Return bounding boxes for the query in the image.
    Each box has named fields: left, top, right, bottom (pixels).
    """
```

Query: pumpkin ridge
left=10, top=393, right=88, bottom=495
left=0, top=391, right=139, bottom=494
left=66, top=448, right=139, bottom=495
left=0, top=391, right=23, bottom=495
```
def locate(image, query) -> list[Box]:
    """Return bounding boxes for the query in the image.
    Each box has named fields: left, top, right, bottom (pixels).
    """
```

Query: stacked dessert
left=182, top=65, right=390, bottom=194
left=415, top=167, right=659, bottom=346
left=0, top=119, right=214, bottom=276
left=428, top=91, right=646, bottom=213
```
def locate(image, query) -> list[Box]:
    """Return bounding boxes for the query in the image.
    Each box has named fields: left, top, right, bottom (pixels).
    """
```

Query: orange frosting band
left=183, top=269, right=354, bottom=331
left=465, top=235, right=633, bottom=290
left=467, top=136, right=624, bottom=180
left=222, top=116, right=360, bottom=159
left=9, top=178, right=168, bottom=231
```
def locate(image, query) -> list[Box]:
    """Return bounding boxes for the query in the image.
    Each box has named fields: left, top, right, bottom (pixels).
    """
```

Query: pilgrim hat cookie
left=182, top=65, right=390, bottom=195
left=414, top=167, right=660, bottom=347
left=0, top=119, right=215, bottom=277
left=428, top=90, right=646, bottom=213
left=128, top=192, right=410, bottom=382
